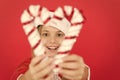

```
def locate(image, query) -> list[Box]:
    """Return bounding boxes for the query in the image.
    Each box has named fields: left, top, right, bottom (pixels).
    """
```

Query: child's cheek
left=41, top=39, right=47, bottom=45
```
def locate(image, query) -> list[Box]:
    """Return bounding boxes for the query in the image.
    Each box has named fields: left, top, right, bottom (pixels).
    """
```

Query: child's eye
left=57, top=33, right=64, bottom=37
left=41, top=33, right=48, bottom=37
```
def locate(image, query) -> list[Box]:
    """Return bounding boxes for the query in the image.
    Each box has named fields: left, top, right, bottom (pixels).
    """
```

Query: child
left=11, top=5, right=90, bottom=80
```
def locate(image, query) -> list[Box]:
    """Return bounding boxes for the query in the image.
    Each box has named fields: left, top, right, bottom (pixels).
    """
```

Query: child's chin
left=46, top=51, right=57, bottom=57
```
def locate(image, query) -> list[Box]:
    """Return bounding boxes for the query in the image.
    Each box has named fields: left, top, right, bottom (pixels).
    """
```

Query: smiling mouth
left=47, top=46, right=59, bottom=50
left=45, top=46, right=59, bottom=57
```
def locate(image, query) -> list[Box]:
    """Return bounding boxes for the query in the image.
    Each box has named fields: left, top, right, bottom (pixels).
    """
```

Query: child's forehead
left=41, top=26, right=63, bottom=32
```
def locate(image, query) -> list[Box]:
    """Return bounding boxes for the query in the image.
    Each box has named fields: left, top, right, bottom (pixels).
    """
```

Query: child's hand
left=58, top=54, right=86, bottom=80
left=24, top=55, right=55, bottom=80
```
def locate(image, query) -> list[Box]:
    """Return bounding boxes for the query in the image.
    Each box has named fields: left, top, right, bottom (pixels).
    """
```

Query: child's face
left=39, top=26, right=65, bottom=57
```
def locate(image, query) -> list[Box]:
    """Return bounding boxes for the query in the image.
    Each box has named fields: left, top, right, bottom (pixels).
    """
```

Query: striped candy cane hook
left=21, top=5, right=84, bottom=57
left=21, top=4, right=85, bottom=80
left=21, top=5, right=50, bottom=56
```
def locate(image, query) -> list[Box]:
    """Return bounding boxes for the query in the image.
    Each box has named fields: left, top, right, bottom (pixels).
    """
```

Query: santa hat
left=21, top=5, right=84, bottom=56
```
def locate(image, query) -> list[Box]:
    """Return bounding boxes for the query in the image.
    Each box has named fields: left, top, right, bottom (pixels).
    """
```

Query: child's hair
left=37, top=25, right=42, bottom=29
left=37, top=25, right=43, bottom=35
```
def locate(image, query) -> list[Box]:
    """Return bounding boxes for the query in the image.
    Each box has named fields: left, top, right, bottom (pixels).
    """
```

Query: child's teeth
left=48, top=47, right=56, bottom=50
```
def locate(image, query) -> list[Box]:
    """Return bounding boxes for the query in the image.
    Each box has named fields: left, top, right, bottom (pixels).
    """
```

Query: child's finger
left=30, top=54, right=46, bottom=67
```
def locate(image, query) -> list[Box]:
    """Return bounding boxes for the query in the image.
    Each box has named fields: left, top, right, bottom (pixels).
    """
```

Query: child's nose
left=49, top=36, right=56, bottom=43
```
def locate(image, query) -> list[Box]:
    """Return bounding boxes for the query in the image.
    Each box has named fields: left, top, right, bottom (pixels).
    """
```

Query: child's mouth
left=47, top=46, right=59, bottom=50
left=45, top=46, right=59, bottom=57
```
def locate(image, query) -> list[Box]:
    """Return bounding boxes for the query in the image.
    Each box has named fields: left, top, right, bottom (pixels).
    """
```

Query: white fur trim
left=45, top=18, right=70, bottom=34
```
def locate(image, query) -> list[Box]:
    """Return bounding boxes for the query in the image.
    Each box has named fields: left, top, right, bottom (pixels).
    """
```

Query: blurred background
left=0, top=0, right=120, bottom=80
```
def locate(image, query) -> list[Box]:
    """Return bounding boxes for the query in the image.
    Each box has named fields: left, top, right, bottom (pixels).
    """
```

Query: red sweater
left=11, top=58, right=31, bottom=80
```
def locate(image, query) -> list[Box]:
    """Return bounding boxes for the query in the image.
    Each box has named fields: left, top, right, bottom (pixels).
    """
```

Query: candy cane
left=21, top=5, right=85, bottom=80
left=21, top=5, right=84, bottom=56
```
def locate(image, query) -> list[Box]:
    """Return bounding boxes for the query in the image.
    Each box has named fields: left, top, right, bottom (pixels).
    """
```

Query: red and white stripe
left=21, top=5, right=84, bottom=56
